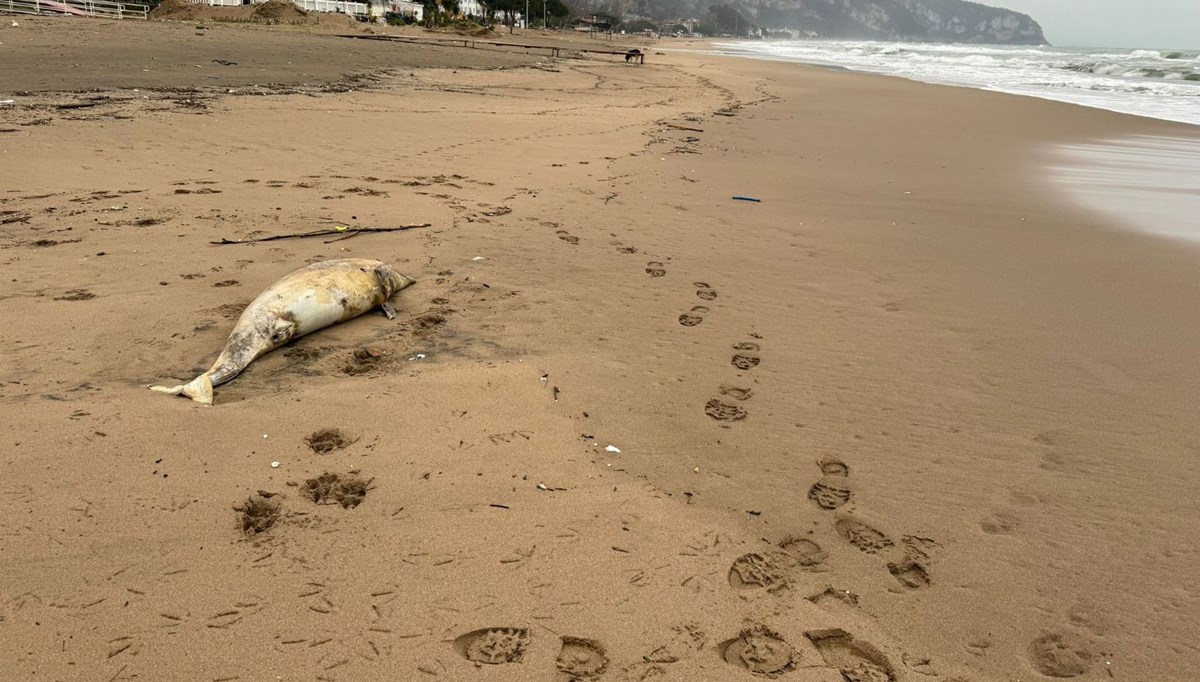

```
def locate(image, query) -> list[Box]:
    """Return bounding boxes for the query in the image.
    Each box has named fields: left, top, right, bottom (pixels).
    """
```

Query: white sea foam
left=714, top=41, right=1200, bottom=125
left=1048, top=135, right=1200, bottom=243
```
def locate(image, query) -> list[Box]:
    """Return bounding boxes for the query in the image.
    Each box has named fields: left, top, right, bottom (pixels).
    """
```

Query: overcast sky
left=993, top=0, right=1200, bottom=49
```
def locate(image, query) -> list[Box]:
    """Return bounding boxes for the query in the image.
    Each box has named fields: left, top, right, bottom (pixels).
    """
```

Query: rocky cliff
left=756, top=0, right=1046, bottom=43
left=607, top=0, right=1047, bottom=44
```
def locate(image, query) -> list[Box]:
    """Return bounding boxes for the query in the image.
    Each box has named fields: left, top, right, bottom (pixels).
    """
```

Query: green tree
left=524, top=0, right=570, bottom=27
left=546, top=0, right=569, bottom=25
left=703, top=3, right=749, bottom=36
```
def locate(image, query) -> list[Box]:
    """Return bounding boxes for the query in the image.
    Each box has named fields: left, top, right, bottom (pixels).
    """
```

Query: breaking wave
left=714, top=41, right=1200, bottom=125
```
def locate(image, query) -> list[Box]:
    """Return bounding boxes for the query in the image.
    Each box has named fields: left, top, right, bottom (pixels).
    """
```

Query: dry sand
left=2, top=15, right=1200, bottom=682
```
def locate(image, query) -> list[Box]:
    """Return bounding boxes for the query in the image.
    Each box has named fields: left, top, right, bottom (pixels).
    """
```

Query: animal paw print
left=646, top=261, right=666, bottom=277
left=556, top=230, right=580, bottom=244
left=809, top=457, right=853, bottom=511
left=694, top=282, right=717, bottom=300
left=731, top=341, right=760, bottom=370
left=1028, top=631, right=1092, bottom=678
left=679, top=305, right=709, bottom=327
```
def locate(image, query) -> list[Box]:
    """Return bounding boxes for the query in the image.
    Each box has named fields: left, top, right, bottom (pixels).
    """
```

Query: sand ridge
left=3, top=17, right=1200, bottom=682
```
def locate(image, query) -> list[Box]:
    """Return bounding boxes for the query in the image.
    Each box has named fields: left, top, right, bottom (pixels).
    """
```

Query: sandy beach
left=2, top=15, right=1199, bottom=681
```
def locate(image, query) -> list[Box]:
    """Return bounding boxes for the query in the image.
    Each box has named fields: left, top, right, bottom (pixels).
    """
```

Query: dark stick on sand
left=211, top=224, right=431, bottom=245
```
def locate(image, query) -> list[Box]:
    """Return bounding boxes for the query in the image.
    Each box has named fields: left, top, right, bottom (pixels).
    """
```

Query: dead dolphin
left=150, top=258, right=415, bottom=405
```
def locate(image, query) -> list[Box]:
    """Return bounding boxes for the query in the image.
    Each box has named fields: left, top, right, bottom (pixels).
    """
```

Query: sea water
left=1048, top=135, right=1200, bottom=243
left=714, top=41, right=1200, bottom=126
left=713, top=40, right=1200, bottom=242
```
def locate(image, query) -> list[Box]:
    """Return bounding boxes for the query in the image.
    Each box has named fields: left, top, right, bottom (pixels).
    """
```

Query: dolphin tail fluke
left=149, top=374, right=215, bottom=405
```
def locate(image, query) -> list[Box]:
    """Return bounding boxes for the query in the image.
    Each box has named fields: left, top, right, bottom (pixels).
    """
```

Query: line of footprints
left=808, top=456, right=937, bottom=590
left=678, top=281, right=717, bottom=327
left=706, top=340, right=760, bottom=422
left=720, top=455, right=934, bottom=593
left=452, top=622, right=901, bottom=680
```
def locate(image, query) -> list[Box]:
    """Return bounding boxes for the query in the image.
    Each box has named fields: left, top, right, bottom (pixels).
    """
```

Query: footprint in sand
left=54, top=289, right=97, bottom=301
left=731, top=342, right=761, bottom=370
left=729, top=538, right=828, bottom=590
left=301, top=472, right=369, bottom=509
left=694, top=281, right=718, bottom=300
left=719, top=626, right=799, bottom=678
left=807, top=587, right=860, bottom=610
left=679, top=305, right=710, bottom=327
left=900, top=535, right=941, bottom=562
left=809, top=457, right=854, bottom=511
left=645, top=261, right=666, bottom=277
left=836, top=519, right=934, bottom=590
left=778, top=536, right=828, bottom=569
left=889, top=536, right=938, bottom=590
left=454, top=627, right=529, bottom=665
left=643, top=624, right=707, bottom=664
left=556, top=637, right=608, bottom=680
left=705, top=398, right=747, bottom=421
left=1028, top=631, right=1092, bottom=678
left=728, top=552, right=790, bottom=589
left=719, top=385, right=753, bottom=401
left=887, top=559, right=931, bottom=590
left=304, top=428, right=354, bottom=454
left=556, top=230, right=580, bottom=244
left=806, top=629, right=895, bottom=682
left=234, top=492, right=280, bottom=535
left=834, top=518, right=894, bottom=555
left=625, top=625, right=706, bottom=680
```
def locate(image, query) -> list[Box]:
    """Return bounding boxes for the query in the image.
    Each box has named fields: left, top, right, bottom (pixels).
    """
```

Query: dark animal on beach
left=625, top=49, right=643, bottom=63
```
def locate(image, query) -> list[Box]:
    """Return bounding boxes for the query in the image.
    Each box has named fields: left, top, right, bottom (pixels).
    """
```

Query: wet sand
left=2, top=16, right=1200, bottom=682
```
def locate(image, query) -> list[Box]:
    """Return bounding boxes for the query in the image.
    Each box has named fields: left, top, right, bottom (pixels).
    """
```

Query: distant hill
left=595, top=0, right=1047, bottom=44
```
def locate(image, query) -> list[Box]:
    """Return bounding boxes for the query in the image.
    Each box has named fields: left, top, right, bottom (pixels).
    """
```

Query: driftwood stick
left=664, top=123, right=704, bottom=133
left=323, top=231, right=365, bottom=244
left=211, top=223, right=431, bottom=245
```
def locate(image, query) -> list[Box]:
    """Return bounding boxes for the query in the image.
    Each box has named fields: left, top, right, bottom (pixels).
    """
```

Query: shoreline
left=3, top=20, right=1199, bottom=681
left=704, top=39, right=1200, bottom=127
left=1046, top=133, right=1200, bottom=245
left=684, top=40, right=1200, bottom=245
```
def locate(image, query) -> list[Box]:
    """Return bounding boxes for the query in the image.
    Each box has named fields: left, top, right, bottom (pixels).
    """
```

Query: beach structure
left=457, top=0, right=484, bottom=21
left=377, top=0, right=421, bottom=20
left=1, top=0, right=148, bottom=18
left=572, top=13, right=615, bottom=33
left=183, top=0, right=371, bottom=18
left=177, top=0, right=423, bottom=20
